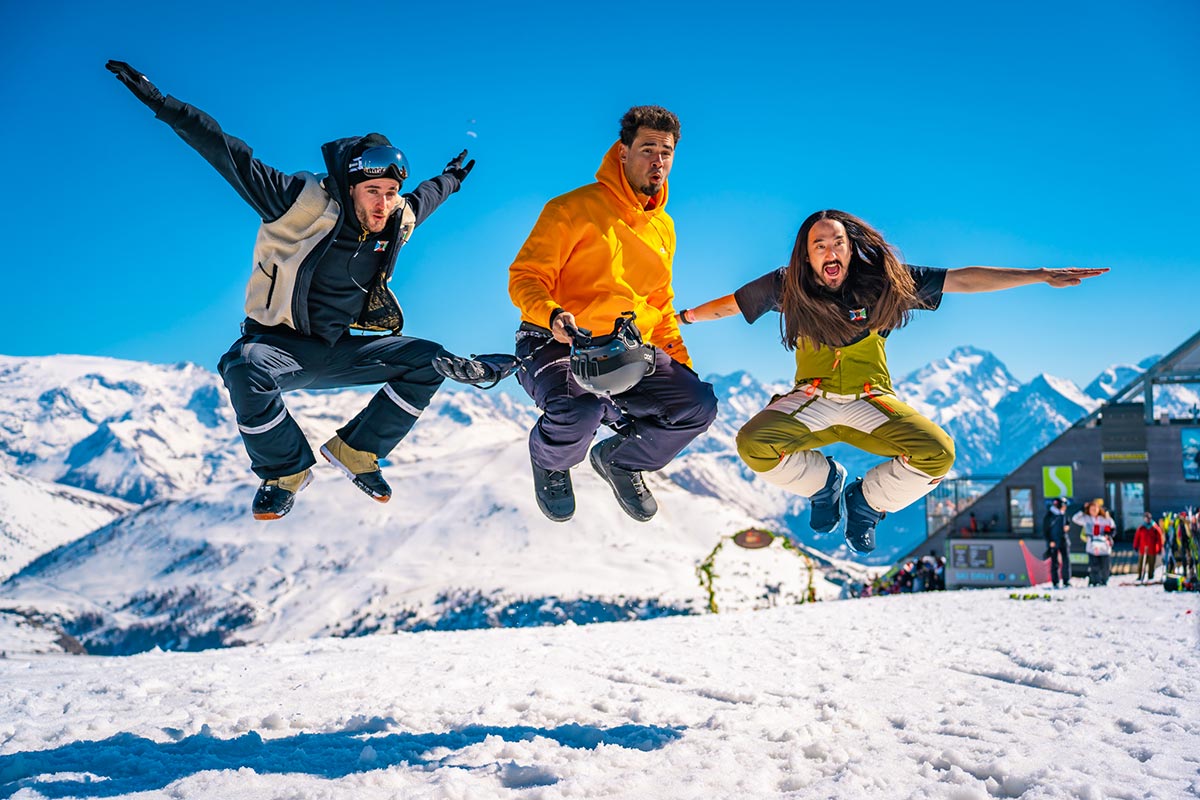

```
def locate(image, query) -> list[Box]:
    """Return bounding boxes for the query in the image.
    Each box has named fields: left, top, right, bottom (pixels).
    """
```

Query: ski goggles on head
left=348, top=146, right=410, bottom=186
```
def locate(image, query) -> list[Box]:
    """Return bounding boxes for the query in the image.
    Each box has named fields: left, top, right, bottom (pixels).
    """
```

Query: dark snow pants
left=1047, top=535, right=1071, bottom=586
left=217, top=324, right=445, bottom=479
left=514, top=327, right=718, bottom=472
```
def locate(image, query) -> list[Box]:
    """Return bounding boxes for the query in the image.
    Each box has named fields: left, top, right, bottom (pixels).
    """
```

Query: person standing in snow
left=674, top=209, right=1107, bottom=554
left=106, top=61, right=475, bottom=520
left=1073, top=498, right=1115, bottom=586
left=444, top=106, right=717, bottom=523
left=1043, top=497, right=1073, bottom=588
left=1133, top=511, right=1164, bottom=582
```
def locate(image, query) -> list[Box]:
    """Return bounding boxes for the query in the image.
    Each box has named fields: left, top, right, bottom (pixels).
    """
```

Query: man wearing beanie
left=106, top=60, right=476, bottom=520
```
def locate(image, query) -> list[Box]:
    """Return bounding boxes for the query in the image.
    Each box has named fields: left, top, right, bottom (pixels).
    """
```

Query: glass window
left=1008, top=487, right=1034, bottom=533
left=925, top=477, right=1001, bottom=537
left=1120, top=481, right=1145, bottom=533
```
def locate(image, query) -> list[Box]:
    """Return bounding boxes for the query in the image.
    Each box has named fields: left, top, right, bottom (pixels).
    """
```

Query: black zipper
left=258, top=262, right=279, bottom=309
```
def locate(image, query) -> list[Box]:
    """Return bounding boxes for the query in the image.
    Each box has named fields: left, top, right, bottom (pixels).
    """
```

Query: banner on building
left=1183, top=428, right=1200, bottom=482
left=1042, top=465, right=1074, bottom=498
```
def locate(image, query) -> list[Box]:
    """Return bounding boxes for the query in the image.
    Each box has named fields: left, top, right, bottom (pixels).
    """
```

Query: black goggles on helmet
left=348, top=146, right=410, bottom=185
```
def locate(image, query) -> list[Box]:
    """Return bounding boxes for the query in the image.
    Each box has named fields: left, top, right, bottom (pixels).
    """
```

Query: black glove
left=432, top=352, right=520, bottom=389
left=105, top=60, right=165, bottom=113
left=443, top=149, right=475, bottom=183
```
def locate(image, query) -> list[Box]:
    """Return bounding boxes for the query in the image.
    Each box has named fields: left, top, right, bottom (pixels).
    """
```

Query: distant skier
left=1043, top=497, right=1073, bottom=588
left=106, top=61, right=476, bottom=520
left=675, top=209, right=1107, bottom=554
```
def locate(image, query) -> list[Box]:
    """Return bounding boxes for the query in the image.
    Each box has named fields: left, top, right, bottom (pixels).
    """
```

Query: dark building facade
left=905, top=329, right=1200, bottom=564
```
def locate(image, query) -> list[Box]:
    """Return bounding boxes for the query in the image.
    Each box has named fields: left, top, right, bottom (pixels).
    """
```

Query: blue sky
left=2, top=0, right=1197, bottom=388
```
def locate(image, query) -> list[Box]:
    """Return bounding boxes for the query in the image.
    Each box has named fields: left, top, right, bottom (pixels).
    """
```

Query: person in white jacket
left=1073, top=498, right=1115, bottom=586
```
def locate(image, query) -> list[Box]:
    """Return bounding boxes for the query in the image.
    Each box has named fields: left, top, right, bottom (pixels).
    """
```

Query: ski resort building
left=905, top=328, right=1200, bottom=586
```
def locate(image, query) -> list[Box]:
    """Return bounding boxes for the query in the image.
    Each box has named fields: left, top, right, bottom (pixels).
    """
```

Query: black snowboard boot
left=589, top=436, right=657, bottom=522
left=809, top=455, right=846, bottom=533
left=252, top=469, right=313, bottom=521
left=843, top=478, right=883, bottom=554
left=532, top=460, right=575, bottom=522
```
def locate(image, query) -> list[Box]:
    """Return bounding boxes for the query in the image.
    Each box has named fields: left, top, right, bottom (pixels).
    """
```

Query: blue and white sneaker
left=809, top=456, right=847, bottom=533
left=843, top=479, right=883, bottom=554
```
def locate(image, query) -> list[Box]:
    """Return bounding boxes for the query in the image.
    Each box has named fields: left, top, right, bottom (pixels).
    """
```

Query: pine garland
left=695, top=528, right=818, bottom=613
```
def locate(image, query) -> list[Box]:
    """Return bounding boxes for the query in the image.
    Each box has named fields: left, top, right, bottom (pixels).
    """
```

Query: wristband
left=679, top=308, right=694, bottom=324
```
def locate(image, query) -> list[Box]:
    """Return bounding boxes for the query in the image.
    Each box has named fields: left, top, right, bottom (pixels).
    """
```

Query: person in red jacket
left=1133, top=512, right=1165, bottom=582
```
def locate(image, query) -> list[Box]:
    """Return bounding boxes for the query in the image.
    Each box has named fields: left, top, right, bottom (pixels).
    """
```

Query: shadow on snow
left=0, top=722, right=685, bottom=797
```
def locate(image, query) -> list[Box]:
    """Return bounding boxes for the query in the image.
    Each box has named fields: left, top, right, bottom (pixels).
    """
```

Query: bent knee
left=699, top=384, right=719, bottom=424
left=687, top=383, right=719, bottom=428
left=218, top=345, right=275, bottom=391
left=736, top=425, right=784, bottom=473
left=911, top=431, right=956, bottom=477
left=544, top=393, right=607, bottom=426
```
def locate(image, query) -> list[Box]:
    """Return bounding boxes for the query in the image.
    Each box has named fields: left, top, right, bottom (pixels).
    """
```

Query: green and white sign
left=1042, top=465, right=1074, bottom=498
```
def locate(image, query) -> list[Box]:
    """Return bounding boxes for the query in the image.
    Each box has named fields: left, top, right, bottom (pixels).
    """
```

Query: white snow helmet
left=569, top=313, right=656, bottom=397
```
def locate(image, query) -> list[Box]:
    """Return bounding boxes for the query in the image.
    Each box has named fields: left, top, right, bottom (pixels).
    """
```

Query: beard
left=356, top=205, right=392, bottom=233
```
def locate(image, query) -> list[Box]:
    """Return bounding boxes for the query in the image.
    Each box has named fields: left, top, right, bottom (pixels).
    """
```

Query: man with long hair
left=675, top=210, right=1105, bottom=554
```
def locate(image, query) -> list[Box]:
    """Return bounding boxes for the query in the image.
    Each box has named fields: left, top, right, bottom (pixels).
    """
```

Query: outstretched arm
left=675, top=267, right=786, bottom=325
left=674, top=293, right=742, bottom=325
left=944, top=266, right=1108, bottom=293
left=405, top=150, right=475, bottom=227
left=106, top=60, right=300, bottom=222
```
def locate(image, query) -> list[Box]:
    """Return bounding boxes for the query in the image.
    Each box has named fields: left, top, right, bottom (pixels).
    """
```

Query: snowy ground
left=1, top=583, right=1197, bottom=799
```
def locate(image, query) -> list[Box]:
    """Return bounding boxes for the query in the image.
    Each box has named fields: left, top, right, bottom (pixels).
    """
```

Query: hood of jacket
left=594, top=141, right=670, bottom=220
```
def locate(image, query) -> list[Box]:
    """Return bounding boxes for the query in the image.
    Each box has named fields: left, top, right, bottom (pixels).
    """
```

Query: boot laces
left=627, top=469, right=649, bottom=497
left=545, top=470, right=571, bottom=498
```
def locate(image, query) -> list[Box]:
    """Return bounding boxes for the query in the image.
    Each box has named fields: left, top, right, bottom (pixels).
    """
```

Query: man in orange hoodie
left=507, top=106, right=717, bottom=523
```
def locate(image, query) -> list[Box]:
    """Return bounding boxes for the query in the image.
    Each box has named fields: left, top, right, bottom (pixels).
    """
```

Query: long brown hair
left=780, top=210, right=919, bottom=351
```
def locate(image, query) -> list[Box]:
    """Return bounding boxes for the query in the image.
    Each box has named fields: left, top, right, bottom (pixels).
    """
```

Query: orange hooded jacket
left=508, top=141, right=691, bottom=367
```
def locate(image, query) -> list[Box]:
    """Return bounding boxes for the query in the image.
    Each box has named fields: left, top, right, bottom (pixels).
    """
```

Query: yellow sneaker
left=320, top=435, right=391, bottom=502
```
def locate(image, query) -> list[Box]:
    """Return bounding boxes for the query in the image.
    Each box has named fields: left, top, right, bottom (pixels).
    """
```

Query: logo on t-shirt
left=849, top=307, right=868, bottom=322
left=374, top=241, right=389, bottom=252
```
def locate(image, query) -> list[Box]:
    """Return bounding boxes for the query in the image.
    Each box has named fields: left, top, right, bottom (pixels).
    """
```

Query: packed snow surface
left=2, top=584, right=1196, bottom=799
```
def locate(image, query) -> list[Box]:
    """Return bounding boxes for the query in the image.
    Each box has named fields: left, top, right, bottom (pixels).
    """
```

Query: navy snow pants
left=1047, top=535, right=1071, bottom=586
left=515, top=327, right=718, bottom=473
left=217, top=325, right=445, bottom=479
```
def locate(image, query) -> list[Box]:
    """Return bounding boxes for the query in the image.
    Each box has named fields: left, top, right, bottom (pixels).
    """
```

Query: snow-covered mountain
left=0, top=470, right=133, bottom=580
left=897, top=346, right=1023, bottom=473
left=1081, top=354, right=1200, bottom=419
left=1084, top=355, right=1158, bottom=401
left=0, top=355, right=859, bottom=654
left=0, top=348, right=1188, bottom=654
left=0, top=355, right=244, bottom=501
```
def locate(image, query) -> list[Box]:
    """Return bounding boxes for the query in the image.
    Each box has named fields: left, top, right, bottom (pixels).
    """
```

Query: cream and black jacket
left=156, top=96, right=463, bottom=343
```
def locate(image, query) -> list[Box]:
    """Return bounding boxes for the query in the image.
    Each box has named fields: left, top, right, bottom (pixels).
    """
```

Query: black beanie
left=347, top=133, right=398, bottom=187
